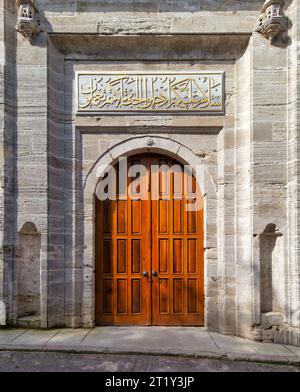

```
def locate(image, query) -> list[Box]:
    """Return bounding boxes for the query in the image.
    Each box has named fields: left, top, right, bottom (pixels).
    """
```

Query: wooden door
left=151, top=155, right=204, bottom=326
left=95, top=154, right=204, bottom=326
left=95, top=156, right=151, bottom=325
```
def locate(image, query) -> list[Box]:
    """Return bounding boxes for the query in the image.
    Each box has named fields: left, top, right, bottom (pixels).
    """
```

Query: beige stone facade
left=0, top=0, right=300, bottom=346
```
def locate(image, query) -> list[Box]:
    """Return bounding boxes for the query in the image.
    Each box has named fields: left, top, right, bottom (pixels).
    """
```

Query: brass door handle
left=142, top=271, right=149, bottom=277
left=152, top=271, right=158, bottom=277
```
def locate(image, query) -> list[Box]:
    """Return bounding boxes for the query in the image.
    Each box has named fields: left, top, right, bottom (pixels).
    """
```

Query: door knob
left=152, top=271, right=158, bottom=277
left=142, top=271, right=149, bottom=277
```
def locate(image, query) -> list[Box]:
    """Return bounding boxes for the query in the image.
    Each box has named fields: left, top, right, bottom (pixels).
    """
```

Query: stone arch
left=84, top=135, right=217, bottom=201
left=81, top=135, right=218, bottom=328
left=16, top=222, right=41, bottom=327
left=18, top=221, right=40, bottom=234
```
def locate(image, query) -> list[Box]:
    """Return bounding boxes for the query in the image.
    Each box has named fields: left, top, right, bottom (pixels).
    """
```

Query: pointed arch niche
left=16, top=222, right=41, bottom=327
left=259, top=223, right=285, bottom=325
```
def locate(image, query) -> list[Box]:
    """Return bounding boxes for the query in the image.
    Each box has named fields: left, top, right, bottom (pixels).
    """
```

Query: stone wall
left=0, top=0, right=299, bottom=346
left=286, top=0, right=300, bottom=346
left=0, top=0, right=16, bottom=326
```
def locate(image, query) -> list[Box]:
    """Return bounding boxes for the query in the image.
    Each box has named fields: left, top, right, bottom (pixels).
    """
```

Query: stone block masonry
left=0, top=0, right=299, bottom=347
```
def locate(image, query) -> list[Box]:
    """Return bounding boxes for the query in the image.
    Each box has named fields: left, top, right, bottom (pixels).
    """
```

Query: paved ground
left=0, top=351, right=299, bottom=372
left=0, top=326, right=300, bottom=365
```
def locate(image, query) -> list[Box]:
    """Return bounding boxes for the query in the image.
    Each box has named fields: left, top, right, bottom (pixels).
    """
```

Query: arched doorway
left=95, top=153, right=204, bottom=326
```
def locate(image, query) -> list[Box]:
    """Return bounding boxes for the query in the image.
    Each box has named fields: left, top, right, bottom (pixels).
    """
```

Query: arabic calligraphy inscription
left=77, top=72, right=224, bottom=113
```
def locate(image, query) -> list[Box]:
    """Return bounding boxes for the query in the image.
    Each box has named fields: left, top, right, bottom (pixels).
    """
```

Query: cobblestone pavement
left=0, top=351, right=299, bottom=372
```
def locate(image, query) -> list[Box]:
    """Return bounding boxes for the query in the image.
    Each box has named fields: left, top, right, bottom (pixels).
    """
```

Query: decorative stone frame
left=45, top=32, right=240, bottom=333
left=47, top=33, right=257, bottom=338
left=82, top=135, right=218, bottom=328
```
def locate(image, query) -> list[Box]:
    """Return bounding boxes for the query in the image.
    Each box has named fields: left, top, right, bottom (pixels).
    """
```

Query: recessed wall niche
left=16, top=222, right=41, bottom=328
left=260, top=224, right=284, bottom=316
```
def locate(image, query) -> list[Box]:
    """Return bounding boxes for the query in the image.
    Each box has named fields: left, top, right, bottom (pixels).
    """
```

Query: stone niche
left=260, top=224, right=284, bottom=315
left=16, top=222, right=41, bottom=328
left=253, top=223, right=285, bottom=343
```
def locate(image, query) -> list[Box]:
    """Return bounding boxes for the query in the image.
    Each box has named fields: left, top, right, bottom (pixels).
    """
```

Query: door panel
left=151, top=155, right=204, bottom=326
left=95, top=157, right=151, bottom=325
left=95, top=154, right=204, bottom=326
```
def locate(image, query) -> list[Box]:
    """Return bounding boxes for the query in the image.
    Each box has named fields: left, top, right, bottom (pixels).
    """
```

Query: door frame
left=83, top=135, right=218, bottom=329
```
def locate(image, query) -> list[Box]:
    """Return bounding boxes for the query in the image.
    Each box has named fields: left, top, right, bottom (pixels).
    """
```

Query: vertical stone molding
left=255, top=0, right=288, bottom=44
left=0, top=301, right=6, bottom=326
left=15, top=0, right=42, bottom=41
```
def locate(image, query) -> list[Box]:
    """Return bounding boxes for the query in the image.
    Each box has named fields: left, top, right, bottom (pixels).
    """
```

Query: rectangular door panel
left=173, top=239, right=183, bottom=274
left=131, top=279, right=141, bottom=314
left=117, top=279, right=127, bottom=314
left=173, top=279, right=183, bottom=314
left=159, top=279, right=169, bottom=314
left=102, top=240, right=112, bottom=273
left=117, top=200, right=127, bottom=234
left=102, top=279, right=113, bottom=314
left=131, top=239, right=141, bottom=274
left=117, top=239, right=127, bottom=274
left=158, top=239, right=168, bottom=273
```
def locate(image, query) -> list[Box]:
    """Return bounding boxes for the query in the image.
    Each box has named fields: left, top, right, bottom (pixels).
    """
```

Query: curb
left=0, top=345, right=300, bottom=366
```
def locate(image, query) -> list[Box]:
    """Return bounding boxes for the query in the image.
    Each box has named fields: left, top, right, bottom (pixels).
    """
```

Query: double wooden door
left=95, top=154, right=204, bottom=326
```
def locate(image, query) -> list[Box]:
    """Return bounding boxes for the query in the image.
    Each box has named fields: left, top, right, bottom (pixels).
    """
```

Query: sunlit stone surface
left=0, top=0, right=299, bottom=348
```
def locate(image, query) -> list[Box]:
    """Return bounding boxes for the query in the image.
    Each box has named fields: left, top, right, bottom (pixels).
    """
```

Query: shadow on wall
left=16, top=223, right=41, bottom=327
left=39, top=0, right=263, bottom=13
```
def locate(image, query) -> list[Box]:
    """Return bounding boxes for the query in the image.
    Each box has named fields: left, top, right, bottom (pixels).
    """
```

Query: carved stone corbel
left=16, top=0, right=42, bottom=42
left=255, top=0, right=288, bottom=44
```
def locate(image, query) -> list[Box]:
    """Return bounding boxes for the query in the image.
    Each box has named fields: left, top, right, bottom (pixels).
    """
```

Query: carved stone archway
left=81, top=135, right=218, bottom=328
